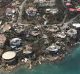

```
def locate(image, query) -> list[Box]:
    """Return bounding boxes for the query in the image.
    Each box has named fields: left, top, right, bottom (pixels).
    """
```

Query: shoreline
left=0, top=0, right=80, bottom=73
left=0, top=43, right=79, bottom=73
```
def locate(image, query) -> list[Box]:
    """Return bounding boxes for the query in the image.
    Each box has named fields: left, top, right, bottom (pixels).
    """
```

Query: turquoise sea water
left=1, top=45, right=80, bottom=74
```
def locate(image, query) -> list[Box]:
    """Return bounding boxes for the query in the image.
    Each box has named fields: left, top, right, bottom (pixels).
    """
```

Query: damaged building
left=34, top=0, right=56, bottom=7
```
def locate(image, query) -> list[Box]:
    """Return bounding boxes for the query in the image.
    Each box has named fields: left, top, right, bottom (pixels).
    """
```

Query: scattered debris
left=72, top=23, right=80, bottom=28
left=67, top=28, right=77, bottom=37
left=45, top=25, right=59, bottom=32
left=0, top=22, right=11, bottom=33
left=26, top=7, right=37, bottom=17
left=56, top=32, right=66, bottom=39
left=0, top=34, right=6, bottom=48
left=0, top=0, right=80, bottom=71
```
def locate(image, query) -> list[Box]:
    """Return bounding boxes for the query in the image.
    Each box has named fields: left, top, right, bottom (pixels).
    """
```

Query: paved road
left=17, top=0, right=27, bottom=25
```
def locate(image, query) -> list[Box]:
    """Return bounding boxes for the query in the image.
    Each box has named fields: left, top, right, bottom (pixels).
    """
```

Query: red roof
left=66, top=3, right=72, bottom=6
left=69, top=8, right=75, bottom=12
left=65, top=0, right=80, bottom=12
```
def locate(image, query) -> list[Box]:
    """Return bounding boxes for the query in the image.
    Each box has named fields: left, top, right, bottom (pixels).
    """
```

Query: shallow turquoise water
left=1, top=45, right=80, bottom=74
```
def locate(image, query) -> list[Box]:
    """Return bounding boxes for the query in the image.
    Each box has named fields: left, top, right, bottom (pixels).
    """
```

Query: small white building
left=72, top=23, right=80, bottom=28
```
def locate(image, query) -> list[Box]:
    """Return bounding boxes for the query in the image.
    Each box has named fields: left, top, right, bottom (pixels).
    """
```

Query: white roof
left=56, top=32, right=66, bottom=38
left=46, top=8, right=58, bottom=14
left=72, top=23, right=80, bottom=28
left=2, top=51, right=16, bottom=60
left=46, top=44, right=59, bottom=52
left=50, top=48, right=58, bottom=52
left=1, top=23, right=11, bottom=32
left=10, top=38, right=21, bottom=42
left=67, top=29, right=77, bottom=36
left=23, top=50, right=32, bottom=54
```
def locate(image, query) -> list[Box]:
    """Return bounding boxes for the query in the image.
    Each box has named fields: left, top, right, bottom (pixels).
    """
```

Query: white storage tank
left=2, top=51, right=17, bottom=65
